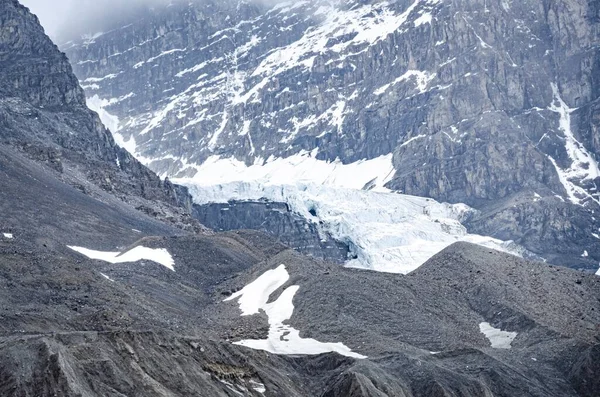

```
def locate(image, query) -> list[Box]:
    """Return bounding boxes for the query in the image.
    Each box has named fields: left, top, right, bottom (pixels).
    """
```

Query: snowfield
left=225, top=265, right=366, bottom=358
left=176, top=151, right=524, bottom=274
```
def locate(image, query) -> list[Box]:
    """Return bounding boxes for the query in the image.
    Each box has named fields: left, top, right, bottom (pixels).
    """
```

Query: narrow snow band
left=226, top=265, right=366, bottom=359
left=100, top=272, right=115, bottom=282
left=68, top=245, right=175, bottom=271
left=479, top=322, right=517, bottom=349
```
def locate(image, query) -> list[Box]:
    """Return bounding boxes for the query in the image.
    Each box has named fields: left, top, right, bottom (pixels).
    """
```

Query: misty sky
left=20, top=0, right=173, bottom=39
left=21, top=0, right=287, bottom=38
left=20, top=0, right=77, bottom=37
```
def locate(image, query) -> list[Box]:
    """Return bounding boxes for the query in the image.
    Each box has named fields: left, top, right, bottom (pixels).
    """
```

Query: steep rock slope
left=194, top=200, right=352, bottom=264
left=63, top=0, right=600, bottom=269
left=3, top=221, right=598, bottom=396
left=0, top=0, right=199, bottom=231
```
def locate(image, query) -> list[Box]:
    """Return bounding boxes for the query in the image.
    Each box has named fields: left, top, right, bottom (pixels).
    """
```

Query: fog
left=20, top=0, right=173, bottom=40
left=20, top=0, right=295, bottom=40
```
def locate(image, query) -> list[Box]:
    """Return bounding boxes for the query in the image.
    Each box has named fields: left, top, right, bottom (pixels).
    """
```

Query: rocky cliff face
left=194, top=201, right=350, bottom=264
left=0, top=0, right=202, bottom=231
left=62, top=0, right=600, bottom=268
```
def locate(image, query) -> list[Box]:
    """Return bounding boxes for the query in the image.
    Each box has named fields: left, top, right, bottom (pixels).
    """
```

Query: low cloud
left=20, top=0, right=315, bottom=41
left=20, top=0, right=173, bottom=40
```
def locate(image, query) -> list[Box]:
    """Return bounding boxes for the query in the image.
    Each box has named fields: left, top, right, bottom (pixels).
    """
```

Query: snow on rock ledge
left=479, top=322, right=518, bottom=349
left=176, top=152, right=524, bottom=274
left=225, top=265, right=366, bottom=359
left=68, top=245, right=175, bottom=271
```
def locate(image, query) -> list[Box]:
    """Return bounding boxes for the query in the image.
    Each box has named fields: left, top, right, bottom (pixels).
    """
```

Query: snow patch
left=250, top=380, right=266, bottom=394
left=2, top=233, right=13, bottom=239
left=224, top=265, right=290, bottom=315
left=225, top=265, right=366, bottom=359
left=414, top=12, right=432, bottom=26
left=68, top=245, right=175, bottom=271
left=86, top=95, right=121, bottom=133
left=479, top=322, right=518, bottom=349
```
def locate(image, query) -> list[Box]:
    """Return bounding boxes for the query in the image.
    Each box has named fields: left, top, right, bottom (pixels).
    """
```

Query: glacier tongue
left=176, top=153, right=523, bottom=274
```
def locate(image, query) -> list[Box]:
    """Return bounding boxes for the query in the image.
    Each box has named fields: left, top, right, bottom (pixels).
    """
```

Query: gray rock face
left=194, top=201, right=350, bottom=264
left=62, top=0, right=600, bottom=269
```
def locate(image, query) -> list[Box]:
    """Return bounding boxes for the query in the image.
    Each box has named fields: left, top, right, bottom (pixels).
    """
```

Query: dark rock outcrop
left=193, top=200, right=350, bottom=264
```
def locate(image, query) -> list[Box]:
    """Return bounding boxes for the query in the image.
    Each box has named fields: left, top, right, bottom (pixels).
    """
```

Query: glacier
left=175, top=151, right=524, bottom=274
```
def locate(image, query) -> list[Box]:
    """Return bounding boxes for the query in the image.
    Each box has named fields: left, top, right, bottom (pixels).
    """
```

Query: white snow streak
left=374, top=70, right=436, bottom=95
left=250, top=381, right=266, bottom=394
left=400, top=134, right=427, bottom=147
left=2, top=233, right=14, bottom=239
left=225, top=265, right=366, bottom=358
left=479, top=322, right=518, bottom=349
left=68, top=246, right=175, bottom=271
left=100, top=272, right=115, bottom=282
left=547, top=83, right=600, bottom=205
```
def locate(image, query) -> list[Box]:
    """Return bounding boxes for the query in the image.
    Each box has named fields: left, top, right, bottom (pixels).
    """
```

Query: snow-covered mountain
left=62, top=0, right=600, bottom=270
left=2, top=2, right=600, bottom=395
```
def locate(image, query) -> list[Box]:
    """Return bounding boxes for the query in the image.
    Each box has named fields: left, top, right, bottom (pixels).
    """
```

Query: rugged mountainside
left=0, top=0, right=201, bottom=231
left=63, top=0, right=600, bottom=269
left=0, top=1, right=599, bottom=395
left=1, top=145, right=599, bottom=396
